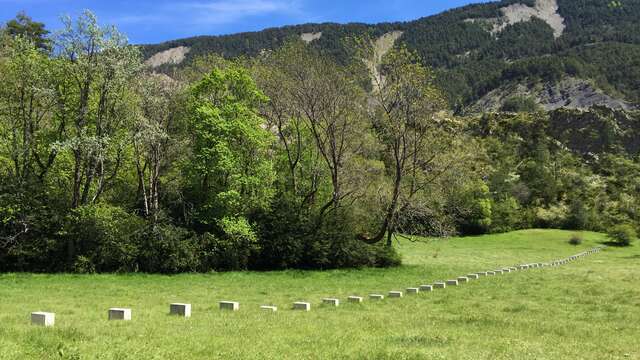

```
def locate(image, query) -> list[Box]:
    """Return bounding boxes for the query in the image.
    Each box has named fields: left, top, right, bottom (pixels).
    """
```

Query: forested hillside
left=142, top=0, right=640, bottom=111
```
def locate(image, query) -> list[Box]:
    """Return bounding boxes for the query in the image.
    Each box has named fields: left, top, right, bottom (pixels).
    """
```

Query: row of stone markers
left=29, top=246, right=606, bottom=326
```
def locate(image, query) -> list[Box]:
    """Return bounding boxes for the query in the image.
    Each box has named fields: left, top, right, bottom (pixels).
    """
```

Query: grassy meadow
left=0, top=229, right=638, bottom=359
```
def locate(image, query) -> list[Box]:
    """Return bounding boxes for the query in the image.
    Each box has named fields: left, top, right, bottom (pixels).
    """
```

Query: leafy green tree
left=358, top=45, right=462, bottom=245
left=608, top=224, right=636, bottom=246
left=0, top=35, right=61, bottom=263
left=254, top=40, right=376, bottom=219
left=53, top=11, right=142, bottom=209
left=186, top=65, right=275, bottom=236
left=133, top=73, right=185, bottom=222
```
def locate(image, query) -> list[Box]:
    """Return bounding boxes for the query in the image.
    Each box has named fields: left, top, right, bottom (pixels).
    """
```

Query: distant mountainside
left=141, top=0, right=640, bottom=112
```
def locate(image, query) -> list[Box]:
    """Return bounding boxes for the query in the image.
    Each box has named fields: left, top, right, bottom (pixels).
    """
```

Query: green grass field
left=1, top=229, right=638, bottom=359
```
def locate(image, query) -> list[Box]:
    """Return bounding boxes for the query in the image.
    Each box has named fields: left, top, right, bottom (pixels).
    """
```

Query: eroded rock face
left=145, top=46, right=191, bottom=68
left=365, top=31, right=404, bottom=91
left=301, top=32, right=322, bottom=43
left=473, top=77, right=635, bottom=112
left=467, top=0, right=565, bottom=39
left=495, top=0, right=565, bottom=38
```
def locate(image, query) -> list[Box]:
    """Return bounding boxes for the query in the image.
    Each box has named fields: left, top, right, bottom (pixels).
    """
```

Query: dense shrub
left=568, top=234, right=583, bottom=246
left=199, top=230, right=259, bottom=272
left=501, top=96, right=541, bottom=113
left=137, top=223, right=201, bottom=273
left=489, top=196, right=523, bottom=234
left=62, top=204, right=146, bottom=273
left=607, top=224, right=637, bottom=246
left=255, top=204, right=401, bottom=270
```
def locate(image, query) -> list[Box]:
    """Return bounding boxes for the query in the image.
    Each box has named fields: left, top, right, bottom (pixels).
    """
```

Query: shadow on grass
left=598, top=241, right=632, bottom=247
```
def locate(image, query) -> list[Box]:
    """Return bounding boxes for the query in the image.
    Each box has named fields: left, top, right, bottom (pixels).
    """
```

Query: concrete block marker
left=406, top=288, right=420, bottom=294
left=457, top=277, right=469, bottom=283
left=502, top=268, right=512, bottom=273
left=434, top=282, right=446, bottom=289
left=519, top=265, right=529, bottom=270
left=322, top=298, right=340, bottom=307
left=494, top=270, right=504, bottom=275
left=369, top=294, right=384, bottom=300
left=260, top=305, right=277, bottom=312
left=389, top=291, right=403, bottom=298
left=31, top=312, right=54, bottom=327
left=169, top=303, right=191, bottom=318
left=219, top=301, right=239, bottom=311
left=108, top=308, right=131, bottom=321
left=348, top=296, right=364, bottom=303
left=467, top=274, right=479, bottom=280
left=487, top=271, right=496, bottom=276
left=420, top=285, right=434, bottom=292
left=476, top=272, right=487, bottom=277
left=293, top=302, right=311, bottom=311
left=446, top=280, right=459, bottom=286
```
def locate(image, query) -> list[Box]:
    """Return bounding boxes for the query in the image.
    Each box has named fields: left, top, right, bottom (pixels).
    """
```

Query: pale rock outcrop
left=145, top=46, right=191, bottom=68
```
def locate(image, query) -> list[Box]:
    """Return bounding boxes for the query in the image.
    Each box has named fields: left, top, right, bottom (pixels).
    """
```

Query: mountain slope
left=141, top=0, right=640, bottom=112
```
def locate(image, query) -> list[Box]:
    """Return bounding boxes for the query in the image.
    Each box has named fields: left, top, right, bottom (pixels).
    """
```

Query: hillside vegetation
left=142, top=0, right=640, bottom=110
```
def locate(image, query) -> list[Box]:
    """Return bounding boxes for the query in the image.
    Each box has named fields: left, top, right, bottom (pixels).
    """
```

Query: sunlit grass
left=1, top=229, right=638, bottom=359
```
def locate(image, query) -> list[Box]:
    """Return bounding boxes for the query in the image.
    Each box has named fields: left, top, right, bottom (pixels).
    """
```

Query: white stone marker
left=169, top=303, right=191, bottom=318
left=476, top=272, right=487, bottom=277
left=219, top=301, right=239, bottom=311
left=502, top=268, right=511, bottom=273
left=457, top=277, right=469, bottom=283
left=406, top=288, right=420, bottom=294
left=260, top=305, right=277, bottom=312
left=510, top=267, right=518, bottom=271
left=293, top=302, right=311, bottom=311
left=434, top=282, right=446, bottom=289
left=494, top=270, right=504, bottom=275
left=31, top=312, right=54, bottom=327
left=519, top=265, right=529, bottom=270
left=108, top=308, right=131, bottom=321
left=369, top=294, right=385, bottom=300
left=420, top=285, right=434, bottom=292
left=467, top=274, right=479, bottom=280
left=388, top=291, right=403, bottom=298
left=446, top=280, right=459, bottom=286
left=348, top=296, right=364, bottom=303
left=487, top=271, right=496, bottom=276
left=322, top=298, right=340, bottom=306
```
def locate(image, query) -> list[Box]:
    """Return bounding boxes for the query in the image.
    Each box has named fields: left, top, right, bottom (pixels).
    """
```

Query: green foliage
left=141, top=0, right=640, bottom=107
left=4, top=12, right=50, bottom=51
left=136, top=223, right=201, bottom=273
left=501, top=96, right=541, bottom=113
left=186, top=66, right=275, bottom=228
left=489, top=196, right=523, bottom=233
left=62, top=204, right=145, bottom=272
left=608, top=224, right=637, bottom=246
left=457, top=180, right=493, bottom=235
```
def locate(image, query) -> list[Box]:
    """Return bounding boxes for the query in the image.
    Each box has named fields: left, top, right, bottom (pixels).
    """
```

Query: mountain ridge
left=141, top=0, right=640, bottom=112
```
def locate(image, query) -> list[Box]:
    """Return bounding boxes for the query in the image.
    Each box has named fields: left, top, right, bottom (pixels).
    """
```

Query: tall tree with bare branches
left=359, top=45, right=464, bottom=246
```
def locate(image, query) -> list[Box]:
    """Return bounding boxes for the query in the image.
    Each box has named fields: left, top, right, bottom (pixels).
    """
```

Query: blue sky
left=0, top=0, right=492, bottom=44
